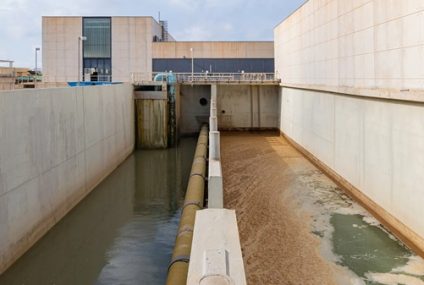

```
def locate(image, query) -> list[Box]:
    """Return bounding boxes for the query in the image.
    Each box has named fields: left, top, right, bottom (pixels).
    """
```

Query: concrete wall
left=179, top=84, right=279, bottom=134
left=280, top=87, right=424, bottom=249
left=0, top=78, right=15, bottom=91
left=42, top=17, right=82, bottom=83
left=275, top=0, right=424, bottom=90
left=135, top=94, right=168, bottom=149
left=275, top=0, right=424, bottom=252
left=112, top=17, right=161, bottom=82
left=179, top=85, right=211, bottom=134
left=217, top=85, right=279, bottom=130
left=152, top=41, right=274, bottom=59
left=0, top=84, right=134, bottom=273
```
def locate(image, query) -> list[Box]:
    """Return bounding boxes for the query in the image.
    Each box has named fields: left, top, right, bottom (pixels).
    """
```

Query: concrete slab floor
left=221, top=132, right=424, bottom=285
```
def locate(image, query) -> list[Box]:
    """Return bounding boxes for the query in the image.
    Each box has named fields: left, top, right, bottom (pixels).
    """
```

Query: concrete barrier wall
left=179, top=84, right=280, bottom=134
left=0, top=84, right=135, bottom=273
left=275, top=0, right=424, bottom=90
left=179, top=85, right=211, bottom=135
left=217, top=85, right=280, bottom=130
left=279, top=87, right=424, bottom=251
left=275, top=0, right=424, bottom=253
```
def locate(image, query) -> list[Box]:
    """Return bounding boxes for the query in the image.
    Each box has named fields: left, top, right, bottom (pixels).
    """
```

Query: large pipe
left=166, top=125, right=208, bottom=285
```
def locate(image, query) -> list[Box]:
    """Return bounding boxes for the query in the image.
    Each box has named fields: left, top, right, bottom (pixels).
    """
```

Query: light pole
left=190, top=47, right=194, bottom=82
left=35, top=47, right=40, bottom=74
left=78, top=36, right=87, bottom=86
left=34, top=47, right=40, bottom=85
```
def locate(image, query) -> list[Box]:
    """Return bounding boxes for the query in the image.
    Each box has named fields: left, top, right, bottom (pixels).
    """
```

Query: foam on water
left=290, top=168, right=424, bottom=285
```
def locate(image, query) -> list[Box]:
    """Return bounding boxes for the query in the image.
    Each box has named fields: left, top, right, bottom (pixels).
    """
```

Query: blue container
left=67, top=82, right=122, bottom=87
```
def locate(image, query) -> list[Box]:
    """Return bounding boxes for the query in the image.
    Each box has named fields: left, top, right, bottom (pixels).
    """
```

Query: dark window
left=83, top=18, right=111, bottom=58
left=83, top=17, right=112, bottom=81
left=152, top=58, right=275, bottom=73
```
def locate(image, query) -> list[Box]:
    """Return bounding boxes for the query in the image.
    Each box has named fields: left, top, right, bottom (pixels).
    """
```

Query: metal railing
left=131, top=72, right=280, bottom=84
left=15, top=75, right=42, bottom=84
left=83, top=74, right=112, bottom=82
left=177, top=72, right=278, bottom=83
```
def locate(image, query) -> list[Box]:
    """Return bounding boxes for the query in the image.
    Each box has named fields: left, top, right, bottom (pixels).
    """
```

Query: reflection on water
left=0, top=138, right=196, bottom=285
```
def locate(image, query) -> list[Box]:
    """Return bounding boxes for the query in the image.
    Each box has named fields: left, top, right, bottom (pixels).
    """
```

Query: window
left=82, top=17, right=112, bottom=81
left=83, top=18, right=111, bottom=58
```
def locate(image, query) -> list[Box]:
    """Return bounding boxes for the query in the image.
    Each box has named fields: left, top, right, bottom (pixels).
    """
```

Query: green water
left=331, top=214, right=424, bottom=284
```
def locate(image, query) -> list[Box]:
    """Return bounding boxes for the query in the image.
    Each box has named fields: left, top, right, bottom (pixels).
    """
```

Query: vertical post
left=78, top=36, right=87, bottom=86
left=211, top=84, right=218, bottom=118
left=35, top=48, right=39, bottom=73
left=35, top=47, right=40, bottom=85
left=190, top=47, right=194, bottom=82
left=78, top=37, right=81, bottom=86
left=210, top=116, right=218, bottom=132
left=209, top=131, right=221, bottom=161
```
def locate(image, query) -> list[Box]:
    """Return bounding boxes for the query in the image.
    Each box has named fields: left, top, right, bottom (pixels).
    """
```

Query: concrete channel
left=221, top=132, right=424, bottom=285
left=1, top=77, right=424, bottom=285
left=0, top=138, right=197, bottom=284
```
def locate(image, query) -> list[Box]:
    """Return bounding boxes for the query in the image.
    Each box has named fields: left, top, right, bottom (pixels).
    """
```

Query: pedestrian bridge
left=131, top=72, right=281, bottom=85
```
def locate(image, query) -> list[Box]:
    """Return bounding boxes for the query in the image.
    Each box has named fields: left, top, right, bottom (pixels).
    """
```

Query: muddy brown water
left=0, top=138, right=196, bottom=285
left=221, top=132, right=424, bottom=285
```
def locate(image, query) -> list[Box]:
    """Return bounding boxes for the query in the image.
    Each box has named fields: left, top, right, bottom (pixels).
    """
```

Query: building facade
left=152, top=41, right=274, bottom=73
left=42, top=16, right=274, bottom=84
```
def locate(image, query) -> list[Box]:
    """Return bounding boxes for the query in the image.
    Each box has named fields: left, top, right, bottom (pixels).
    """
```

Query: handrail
left=131, top=72, right=280, bottom=84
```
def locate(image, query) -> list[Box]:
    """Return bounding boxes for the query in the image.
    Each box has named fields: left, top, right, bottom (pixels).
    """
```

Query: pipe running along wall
left=166, top=125, right=208, bottom=285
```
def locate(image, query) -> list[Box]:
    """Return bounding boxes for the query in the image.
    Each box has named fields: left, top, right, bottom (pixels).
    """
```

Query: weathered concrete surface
left=275, top=0, right=424, bottom=256
left=274, top=0, right=424, bottom=91
left=217, top=85, right=279, bottom=130
left=111, top=17, right=163, bottom=82
left=221, top=132, right=338, bottom=285
left=42, top=17, right=82, bottom=83
left=0, top=78, right=14, bottom=91
left=187, top=209, right=246, bottom=285
left=180, top=85, right=211, bottom=135
left=279, top=86, right=424, bottom=256
left=179, top=84, right=279, bottom=134
left=0, top=84, right=134, bottom=274
left=135, top=98, right=168, bottom=149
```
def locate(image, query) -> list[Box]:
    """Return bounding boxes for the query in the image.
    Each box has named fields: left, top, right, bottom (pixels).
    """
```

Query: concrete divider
left=187, top=84, right=247, bottom=284
left=187, top=209, right=246, bottom=285
left=207, top=86, right=224, bottom=208
left=209, top=116, right=218, bottom=132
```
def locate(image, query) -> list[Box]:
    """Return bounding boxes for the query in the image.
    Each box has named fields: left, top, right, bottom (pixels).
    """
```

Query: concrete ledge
left=280, top=131, right=424, bottom=258
left=282, top=83, right=424, bottom=104
left=134, top=91, right=167, bottom=100
left=208, top=160, right=223, bottom=209
left=187, top=209, right=247, bottom=285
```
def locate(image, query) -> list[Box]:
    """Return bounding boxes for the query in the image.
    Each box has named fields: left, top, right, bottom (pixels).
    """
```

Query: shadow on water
left=0, top=137, right=197, bottom=285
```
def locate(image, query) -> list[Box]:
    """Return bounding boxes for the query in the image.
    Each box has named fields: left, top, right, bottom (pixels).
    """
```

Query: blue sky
left=0, top=0, right=305, bottom=69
